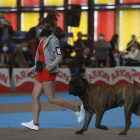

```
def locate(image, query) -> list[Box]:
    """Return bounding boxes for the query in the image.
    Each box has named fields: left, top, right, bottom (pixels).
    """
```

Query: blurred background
left=1, top=0, right=140, bottom=78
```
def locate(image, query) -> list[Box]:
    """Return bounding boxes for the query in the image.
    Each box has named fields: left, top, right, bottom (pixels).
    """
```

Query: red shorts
left=36, top=68, right=56, bottom=82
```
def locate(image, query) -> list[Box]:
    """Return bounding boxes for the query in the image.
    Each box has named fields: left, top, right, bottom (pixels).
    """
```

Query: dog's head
left=68, top=77, right=88, bottom=97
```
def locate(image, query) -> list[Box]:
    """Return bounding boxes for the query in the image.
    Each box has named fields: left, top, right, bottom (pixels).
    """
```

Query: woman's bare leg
left=42, top=80, right=79, bottom=112
left=32, top=80, right=43, bottom=124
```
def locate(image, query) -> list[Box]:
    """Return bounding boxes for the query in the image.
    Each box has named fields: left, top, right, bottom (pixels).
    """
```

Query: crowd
left=0, top=13, right=140, bottom=78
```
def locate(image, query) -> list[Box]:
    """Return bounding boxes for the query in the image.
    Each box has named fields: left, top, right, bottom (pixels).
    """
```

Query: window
left=94, top=0, right=115, bottom=4
left=69, top=0, right=88, bottom=5
left=21, top=12, right=40, bottom=31
left=21, top=0, right=40, bottom=6
left=120, top=0, right=140, bottom=3
left=0, top=0, right=16, bottom=7
left=3, top=13, right=17, bottom=30
left=116, top=9, right=140, bottom=50
left=44, top=0, right=64, bottom=6
left=94, top=10, right=115, bottom=41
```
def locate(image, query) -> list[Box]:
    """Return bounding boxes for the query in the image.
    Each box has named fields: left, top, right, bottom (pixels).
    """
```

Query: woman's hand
left=45, top=65, right=52, bottom=71
left=26, top=70, right=32, bottom=76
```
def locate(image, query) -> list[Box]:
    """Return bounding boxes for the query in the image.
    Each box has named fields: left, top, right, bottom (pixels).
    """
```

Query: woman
left=0, top=42, right=12, bottom=68
left=109, top=34, right=120, bottom=67
left=21, top=10, right=84, bottom=131
left=13, top=46, right=28, bottom=68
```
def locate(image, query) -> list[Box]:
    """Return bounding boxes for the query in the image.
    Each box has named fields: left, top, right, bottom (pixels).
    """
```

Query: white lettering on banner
left=13, top=68, right=36, bottom=87
left=56, top=68, right=71, bottom=84
left=85, top=68, right=133, bottom=85
left=0, top=69, right=10, bottom=87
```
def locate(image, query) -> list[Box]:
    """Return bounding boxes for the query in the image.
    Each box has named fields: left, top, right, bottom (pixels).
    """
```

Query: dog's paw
left=75, top=130, right=84, bottom=134
left=101, top=125, right=108, bottom=130
left=119, top=132, right=126, bottom=135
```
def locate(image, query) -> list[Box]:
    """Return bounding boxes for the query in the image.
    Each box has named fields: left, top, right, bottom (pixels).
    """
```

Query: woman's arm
left=48, top=38, right=62, bottom=69
left=30, top=65, right=36, bottom=74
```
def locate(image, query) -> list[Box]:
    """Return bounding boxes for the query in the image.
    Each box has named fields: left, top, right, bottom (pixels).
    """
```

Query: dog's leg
left=95, top=111, right=108, bottom=130
left=119, top=105, right=133, bottom=135
left=133, top=101, right=140, bottom=116
left=75, top=111, right=93, bottom=134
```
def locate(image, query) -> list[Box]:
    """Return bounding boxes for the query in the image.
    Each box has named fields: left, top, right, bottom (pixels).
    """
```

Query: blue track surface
left=0, top=107, right=140, bottom=128
left=0, top=94, right=80, bottom=104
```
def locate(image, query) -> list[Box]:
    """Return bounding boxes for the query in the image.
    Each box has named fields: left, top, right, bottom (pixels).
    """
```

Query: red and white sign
left=11, top=68, right=70, bottom=92
left=84, top=68, right=134, bottom=86
left=55, top=68, right=71, bottom=91
left=11, top=68, right=36, bottom=92
left=116, top=66, right=140, bottom=85
left=0, top=69, right=11, bottom=93
left=132, top=67, right=140, bottom=85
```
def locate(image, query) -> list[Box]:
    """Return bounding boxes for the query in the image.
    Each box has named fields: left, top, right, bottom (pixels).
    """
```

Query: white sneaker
left=75, top=105, right=85, bottom=123
left=21, top=120, right=39, bottom=131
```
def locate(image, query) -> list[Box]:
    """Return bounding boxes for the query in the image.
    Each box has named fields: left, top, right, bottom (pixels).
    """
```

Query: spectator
left=0, top=42, right=13, bottom=68
left=124, top=42, right=140, bottom=66
left=13, top=46, right=28, bottom=68
left=25, top=23, right=43, bottom=56
left=127, top=35, right=140, bottom=51
left=109, top=34, right=120, bottom=67
left=74, top=32, right=93, bottom=53
left=0, top=14, right=16, bottom=53
left=94, top=32, right=111, bottom=67
left=21, top=41, right=34, bottom=67
left=69, top=48, right=91, bottom=78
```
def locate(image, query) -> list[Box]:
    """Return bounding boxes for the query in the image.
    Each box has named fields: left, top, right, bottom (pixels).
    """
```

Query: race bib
left=56, top=47, right=61, bottom=55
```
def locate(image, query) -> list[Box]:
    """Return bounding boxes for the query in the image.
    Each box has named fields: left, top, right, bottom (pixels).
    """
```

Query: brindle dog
left=68, top=77, right=140, bottom=135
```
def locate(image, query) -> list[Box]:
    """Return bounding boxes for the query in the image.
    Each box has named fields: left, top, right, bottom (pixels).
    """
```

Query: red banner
left=11, top=68, right=71, bottom=93
left=84, top=68, right=134, bottom=86
left=0, top=69, right=11, bottom=93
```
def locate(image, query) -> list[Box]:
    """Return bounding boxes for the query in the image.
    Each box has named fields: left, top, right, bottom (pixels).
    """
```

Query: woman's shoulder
left=49, top=35, right=59, bottom=46
left=50, top=35, right=59, bottom=42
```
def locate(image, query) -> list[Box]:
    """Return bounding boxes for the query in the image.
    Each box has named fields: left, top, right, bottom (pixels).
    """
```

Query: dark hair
left=41, top=10, right=60, bottom=31
left=37, top=22, right=42, bottom=27
left=110, top=34, right=119, bottom=43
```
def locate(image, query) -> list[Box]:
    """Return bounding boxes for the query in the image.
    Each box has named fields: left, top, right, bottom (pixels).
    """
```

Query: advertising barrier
left=116, top=66, right=140, bottom=85
left=11, top=68, right=71, bottom=92
left=55, top=68, right=71, bottom=91
left=4, top=67, right=140, bottom=93
left=11, top=68, right=36, bottom=92
left=84, top=68, right=134, bottom=86
left=0, top=69, right=11, bottom=93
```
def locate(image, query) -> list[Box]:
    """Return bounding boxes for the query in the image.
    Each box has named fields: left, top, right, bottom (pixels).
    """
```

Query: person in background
left=69, top=48, right=91, bottom=78
left=74, top=32, right=93, bottom=53
left=94, top=32, right=111, bottom=67
left=0, top=14, right=16, bottom=53
left=13, top=46, right=28, bottom=68
left=127, top=35, right=140, bottom=51
left=21, top=41, right=34, bottom=67
left=124, top=42, right=140, bottom=66
left=0, top=42, right=13, bottom=77
left=0, top=42, right=12, bottom=68
left=109, top=34, right=120, bottom=67
left=25, top=22, right=43, bottom=56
